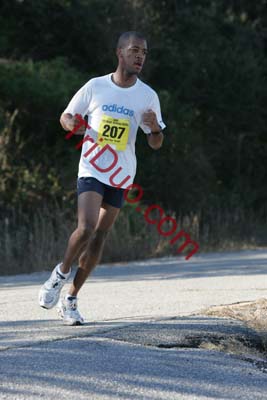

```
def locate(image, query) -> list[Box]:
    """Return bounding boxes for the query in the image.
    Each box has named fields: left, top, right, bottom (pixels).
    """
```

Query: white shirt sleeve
left=139, top=91, right=166, bottom=134
left=63, top=80, right=92, bottom=116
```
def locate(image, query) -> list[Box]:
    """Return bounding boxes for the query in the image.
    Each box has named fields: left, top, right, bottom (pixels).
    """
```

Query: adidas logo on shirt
left=102, top=104, right=134, bottom=117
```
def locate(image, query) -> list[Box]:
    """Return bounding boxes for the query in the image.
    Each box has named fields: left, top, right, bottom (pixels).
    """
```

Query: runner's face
left=119, top=38, right=148, bottom=75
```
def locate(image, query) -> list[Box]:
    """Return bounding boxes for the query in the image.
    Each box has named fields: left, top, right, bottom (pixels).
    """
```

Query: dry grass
left=0, top=205, right=75, bottom=275
left=1, top=203, right=267, bottom=276
left=202, top=299, right=267, bottom=353
left=0, top=204, right=176, bottom=275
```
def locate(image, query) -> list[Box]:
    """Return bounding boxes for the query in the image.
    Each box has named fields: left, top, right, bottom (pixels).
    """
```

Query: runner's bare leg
left=60, top=191, right=103, bottom=274
left=68, top=203, right=120, bottom=296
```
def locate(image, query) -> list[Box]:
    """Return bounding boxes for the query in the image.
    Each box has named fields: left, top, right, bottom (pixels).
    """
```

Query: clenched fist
left=142, top=109, right=161, bottom=132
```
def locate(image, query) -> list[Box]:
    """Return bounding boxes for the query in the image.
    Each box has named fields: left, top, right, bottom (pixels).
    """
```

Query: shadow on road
left=1, top=323, right=267, bottom=400
left=1, top=249, right=267, bottom=288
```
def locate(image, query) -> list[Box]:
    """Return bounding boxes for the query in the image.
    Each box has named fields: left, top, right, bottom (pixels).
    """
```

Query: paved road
left=1, top=250, right=267, bottom=399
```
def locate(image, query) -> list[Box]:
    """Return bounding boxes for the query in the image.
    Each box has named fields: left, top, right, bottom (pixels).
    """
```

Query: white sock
left=57, top=263, right=70, bottom=278
left=66, top=294, right=77, bottom=300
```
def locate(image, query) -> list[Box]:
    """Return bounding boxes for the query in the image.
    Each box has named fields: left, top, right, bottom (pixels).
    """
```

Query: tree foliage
left=0, top=0, right=267, bottom=220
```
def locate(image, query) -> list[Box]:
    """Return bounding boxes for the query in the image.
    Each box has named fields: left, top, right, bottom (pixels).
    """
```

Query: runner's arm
left=143, top=109, right=164, bottom=150
left=61, top=80, right=92, bottom=135
left=147, top=130, right=164, bottom=150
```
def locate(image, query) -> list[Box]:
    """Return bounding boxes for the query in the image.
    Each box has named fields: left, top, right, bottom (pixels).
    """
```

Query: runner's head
left=116, top=31, right=148, bottom=75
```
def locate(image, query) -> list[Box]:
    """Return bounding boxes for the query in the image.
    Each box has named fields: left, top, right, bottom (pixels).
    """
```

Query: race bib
left=97, top=115, right=130, bottom=151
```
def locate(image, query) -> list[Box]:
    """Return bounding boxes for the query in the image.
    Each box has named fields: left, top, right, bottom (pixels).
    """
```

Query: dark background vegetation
left=1, top=0, right=267, bottom=274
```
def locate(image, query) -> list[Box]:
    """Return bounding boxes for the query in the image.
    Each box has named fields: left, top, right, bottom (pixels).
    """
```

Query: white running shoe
left=57, top=296, right=85, bottom=326
left=39, top=263, right=71, bottom=309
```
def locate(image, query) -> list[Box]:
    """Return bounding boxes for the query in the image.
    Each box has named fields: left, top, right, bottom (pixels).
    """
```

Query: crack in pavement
left=1, top=314, right=266, bottom=377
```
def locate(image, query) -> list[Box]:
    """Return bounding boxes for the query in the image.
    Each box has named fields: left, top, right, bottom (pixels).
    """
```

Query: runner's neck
left=111, top=70, right=138, bottom=88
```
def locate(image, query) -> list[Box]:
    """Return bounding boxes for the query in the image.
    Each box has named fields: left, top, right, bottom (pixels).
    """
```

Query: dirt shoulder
left=201, top=298, right=267, bottom=355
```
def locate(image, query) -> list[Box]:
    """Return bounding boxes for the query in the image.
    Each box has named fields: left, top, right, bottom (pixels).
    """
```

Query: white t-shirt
left=63, top=73, right=166, bottom=189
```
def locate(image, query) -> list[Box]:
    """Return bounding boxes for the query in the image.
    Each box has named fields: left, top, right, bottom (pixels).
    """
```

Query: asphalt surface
left=1, top=250, right=267, bottom=399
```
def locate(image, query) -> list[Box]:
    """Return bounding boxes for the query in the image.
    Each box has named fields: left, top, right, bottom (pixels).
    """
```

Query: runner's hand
left=142, top=109, right=161, bottom=132
left=61, top=113, right=86, bottom=134
left=69, top=114, right=86, bottom=134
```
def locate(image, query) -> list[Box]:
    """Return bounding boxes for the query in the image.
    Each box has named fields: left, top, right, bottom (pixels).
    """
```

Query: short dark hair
left=117, top=31, right=146, bottom=49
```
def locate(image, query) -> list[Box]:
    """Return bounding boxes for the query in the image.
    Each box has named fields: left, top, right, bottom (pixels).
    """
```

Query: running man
left=39, top=31, right=166, bottom=325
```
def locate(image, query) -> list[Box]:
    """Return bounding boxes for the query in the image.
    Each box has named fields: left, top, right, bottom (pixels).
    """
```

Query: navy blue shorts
left=77, top=177, right=125, bottom=208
